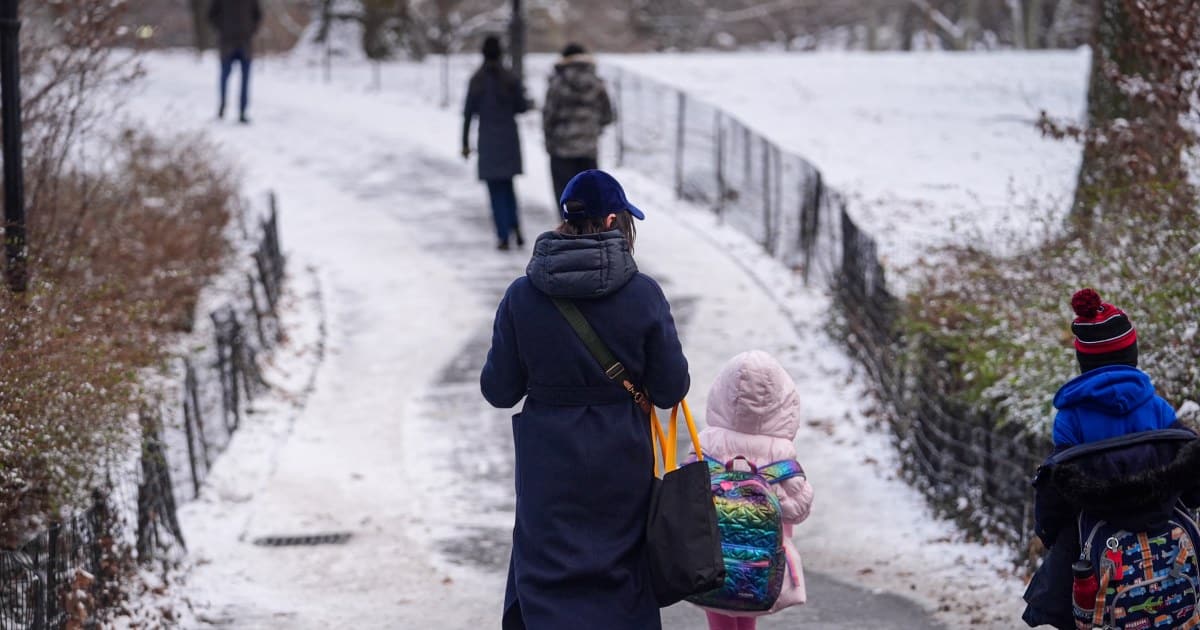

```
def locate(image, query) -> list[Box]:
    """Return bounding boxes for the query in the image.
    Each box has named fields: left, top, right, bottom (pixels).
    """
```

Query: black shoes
left=515, top=229, right=526, bottom=247
left=497, top=240, right=511, bottom=251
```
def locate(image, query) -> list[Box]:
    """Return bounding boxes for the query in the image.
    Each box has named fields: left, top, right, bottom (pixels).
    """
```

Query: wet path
left=130, top=53, right=946, bottom=628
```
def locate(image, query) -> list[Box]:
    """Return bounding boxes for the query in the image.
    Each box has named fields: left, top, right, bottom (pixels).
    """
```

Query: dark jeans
left=550, top=156, right=598, bottom=209
left=486, top=179, right=521, bottom=244
left=219, top=48, right=252, bottom=118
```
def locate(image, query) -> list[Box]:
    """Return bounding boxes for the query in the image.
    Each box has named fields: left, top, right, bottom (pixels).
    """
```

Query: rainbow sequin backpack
left=686, top=455, right=805, bottom=612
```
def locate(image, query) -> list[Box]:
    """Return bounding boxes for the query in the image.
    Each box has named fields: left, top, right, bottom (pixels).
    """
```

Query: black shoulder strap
left=552, top=298, right=628, bottom=381
left=552, top=297, right=651, bottom=414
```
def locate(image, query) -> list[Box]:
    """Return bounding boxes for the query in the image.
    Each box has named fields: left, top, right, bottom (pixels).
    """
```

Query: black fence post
left=674, top=91, right=685, bottom=199
left=615, top=71, right=624, bottom=168
left=0, top=0, right=27, bottom=292
left=44, top=523, right=58, bottom=627
left=31, top=570, right=44, bottom=630
left=229, top=313, right=242, bottom=429
left=247, top=273, right=269, bottom=349
left=88, top=489, right=106, bottom=608
left=181, top=359, right=202, bottom=498
left=762, top=140, right=772, bottom=254
left=714, top=110, right=724, bottom=217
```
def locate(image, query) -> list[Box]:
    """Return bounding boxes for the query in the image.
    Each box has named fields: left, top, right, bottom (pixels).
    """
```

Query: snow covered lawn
left=606, top=50, right=1091, bottom=278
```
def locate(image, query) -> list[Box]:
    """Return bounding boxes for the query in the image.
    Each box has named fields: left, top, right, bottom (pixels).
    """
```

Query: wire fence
left=605, top=69, right=833, bottom=284
left=0, top=196, right=287, bottom=628
left=605, top=66, right=1045, bottom=554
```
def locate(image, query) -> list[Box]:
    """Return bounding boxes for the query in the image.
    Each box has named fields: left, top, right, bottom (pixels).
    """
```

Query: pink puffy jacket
left=695, top=350, right=814, bottom=616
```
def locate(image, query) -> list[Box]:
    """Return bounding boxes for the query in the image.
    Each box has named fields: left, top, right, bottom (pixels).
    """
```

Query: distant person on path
left=481, top=170, right=690, bottom=629
left=207, top=0, right=263, bottom=123
left=463, top=35, right=530, bottom=250
left=1022, top=288, right=1199, bottom=630
left=543, top=43, right=615, bottom=207
left=690, top=351, right=813, bottom=630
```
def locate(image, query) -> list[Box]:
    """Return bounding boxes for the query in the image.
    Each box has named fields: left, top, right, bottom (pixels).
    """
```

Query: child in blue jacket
left=1023, top=288, right=1196, bottom=629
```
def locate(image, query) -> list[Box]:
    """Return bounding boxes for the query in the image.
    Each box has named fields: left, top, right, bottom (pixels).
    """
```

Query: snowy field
left=116, top=50, right=1041, bottom=628
left=285, top=48, right=1091, bottom=282
left=608, top=51, right=1091, bottom=278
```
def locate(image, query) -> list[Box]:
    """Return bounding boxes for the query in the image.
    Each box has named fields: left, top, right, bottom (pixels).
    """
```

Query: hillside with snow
left=605, top=50, right=1091, bottom=278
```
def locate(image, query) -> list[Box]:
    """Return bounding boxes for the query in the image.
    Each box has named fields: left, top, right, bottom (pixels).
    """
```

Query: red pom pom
left=1071, top=288, right=1103, bottom=318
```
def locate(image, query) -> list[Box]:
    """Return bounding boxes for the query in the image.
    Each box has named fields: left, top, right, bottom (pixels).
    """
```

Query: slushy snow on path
left=122, top=51, right=1031, bottom=628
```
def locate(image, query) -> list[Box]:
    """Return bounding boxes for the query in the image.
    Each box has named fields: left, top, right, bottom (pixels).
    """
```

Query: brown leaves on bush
left=0, top=130, right=236, bottom=545
left=0, top=0, right=237, bottom=544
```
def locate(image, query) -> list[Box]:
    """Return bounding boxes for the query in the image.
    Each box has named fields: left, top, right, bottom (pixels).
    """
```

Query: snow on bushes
left=0, top=1, right=238, bottom=545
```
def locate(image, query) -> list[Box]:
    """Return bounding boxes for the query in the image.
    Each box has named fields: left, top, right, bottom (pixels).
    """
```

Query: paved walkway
left=128, top=53, right=951, bottom=629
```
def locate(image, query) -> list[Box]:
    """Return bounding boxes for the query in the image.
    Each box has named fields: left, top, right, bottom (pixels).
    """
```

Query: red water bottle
left=1072, top=559, right=1099, bottom=630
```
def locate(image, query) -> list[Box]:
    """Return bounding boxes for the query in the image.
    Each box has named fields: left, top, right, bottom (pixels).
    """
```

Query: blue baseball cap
left=559, top=170, right=646, bottom=221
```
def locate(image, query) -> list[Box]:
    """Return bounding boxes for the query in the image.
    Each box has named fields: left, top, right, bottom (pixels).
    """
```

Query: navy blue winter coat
left=1023, top=429, right=1200, bottom=629
left=481, top=230, right=690, bottom=630
left=463, top=62, right=528, bottom=182
left=1051, top=365, right=1176, bottom=447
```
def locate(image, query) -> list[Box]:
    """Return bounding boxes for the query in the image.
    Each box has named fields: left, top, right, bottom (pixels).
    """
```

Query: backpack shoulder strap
left=759, top=459, right=806, bottom=484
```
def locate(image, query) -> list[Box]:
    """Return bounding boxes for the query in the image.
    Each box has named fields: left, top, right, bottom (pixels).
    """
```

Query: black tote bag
left=551, top=299, right=724, bottom=607
left=645, top=402, right=725, bottom=607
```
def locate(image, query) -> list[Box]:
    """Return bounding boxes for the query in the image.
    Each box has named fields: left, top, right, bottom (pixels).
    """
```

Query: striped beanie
left=1071, top=288, right=1138, bottom=373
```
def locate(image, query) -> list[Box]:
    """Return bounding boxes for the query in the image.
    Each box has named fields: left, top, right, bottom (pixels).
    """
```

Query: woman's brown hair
left=556, top=200, right=637, bottom=252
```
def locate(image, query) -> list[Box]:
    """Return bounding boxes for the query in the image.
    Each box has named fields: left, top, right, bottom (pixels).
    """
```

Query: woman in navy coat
left=481, top=170, right=690, bottom=629
left=463, top=35, right=529, bottom=250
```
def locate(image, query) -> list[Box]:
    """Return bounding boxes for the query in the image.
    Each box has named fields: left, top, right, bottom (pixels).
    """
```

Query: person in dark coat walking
left=543, top=43, right=615, bottom=206
left=463, top=35, right=530, bottom=250
left=481, top=169, right=690, bottom=630
left=1022, top=288, right=1198, bottom=629
left=207, top=0, right=263, bottom=123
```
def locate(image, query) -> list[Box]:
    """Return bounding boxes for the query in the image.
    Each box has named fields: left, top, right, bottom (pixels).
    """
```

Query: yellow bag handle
left=650, top=400, right=702, bottom=476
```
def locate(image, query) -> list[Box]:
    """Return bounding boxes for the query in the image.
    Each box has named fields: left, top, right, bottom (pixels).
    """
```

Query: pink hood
left=704, top=349, right=801, bottom=445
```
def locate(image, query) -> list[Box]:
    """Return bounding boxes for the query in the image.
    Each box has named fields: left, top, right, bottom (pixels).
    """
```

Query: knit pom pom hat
left=1071, top=288, right=1138, bottom=373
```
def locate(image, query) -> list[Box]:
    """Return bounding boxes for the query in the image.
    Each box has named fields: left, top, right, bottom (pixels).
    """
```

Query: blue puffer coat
left=1051, top=365, right=1177, bottom=448
left=481, top=230, right=690, bottom=630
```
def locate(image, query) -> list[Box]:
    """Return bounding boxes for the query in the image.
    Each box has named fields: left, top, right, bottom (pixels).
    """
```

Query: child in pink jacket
left=693, top=350, right=815, bottom=630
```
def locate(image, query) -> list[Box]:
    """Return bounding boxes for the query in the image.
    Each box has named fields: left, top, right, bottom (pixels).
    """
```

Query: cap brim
left=626, top=203, right=645, bottom=220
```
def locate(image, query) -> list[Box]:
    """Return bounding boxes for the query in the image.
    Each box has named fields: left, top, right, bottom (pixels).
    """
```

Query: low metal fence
left=607, top=65, right=1045, bottom=553
left=0, top=196, right=287, bottom=628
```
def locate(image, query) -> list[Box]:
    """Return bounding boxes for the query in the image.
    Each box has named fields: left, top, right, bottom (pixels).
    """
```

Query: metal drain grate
left=252, top=532, right=353, bottom=547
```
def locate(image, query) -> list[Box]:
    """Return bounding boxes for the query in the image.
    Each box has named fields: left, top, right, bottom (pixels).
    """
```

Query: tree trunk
left=898, top=4, right=916, bottom=51
left=189, top=0, right=213, bottom=52
left=962, top=0, right=982, bottom=49
left=1045, top=0, right=1074, bottom=47
left=1068, top=0, right=1192, bottom=224
left=1026, top=0, right=1044, bottom=48
left=1009, top=0, right=1027, bottom=48
left=867, top=5, right=881, bottom=51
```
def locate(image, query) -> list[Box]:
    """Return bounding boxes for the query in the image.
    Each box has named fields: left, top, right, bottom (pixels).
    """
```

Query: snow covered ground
left=607, top=51, right=1091, bottom=279
left=283, top=49, right=1091, bottom=282
left=119, top=51, right=1035, bottom=628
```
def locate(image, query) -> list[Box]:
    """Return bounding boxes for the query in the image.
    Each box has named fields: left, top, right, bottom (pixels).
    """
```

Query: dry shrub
left=903, top=210, right=1200, bottom=437
left=0, top=0, right=237, bottom=545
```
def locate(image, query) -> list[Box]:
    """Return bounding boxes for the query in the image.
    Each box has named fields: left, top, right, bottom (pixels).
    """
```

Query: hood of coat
left=526, top=230, right=637, bottom=299
left=1051, top=434, right=1200, bottom=526
left=705, top=351, right=800, bottom=441
left=553, top=56, right=602, bottom=92
left=1053, top=365, right=1157, bottom=416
